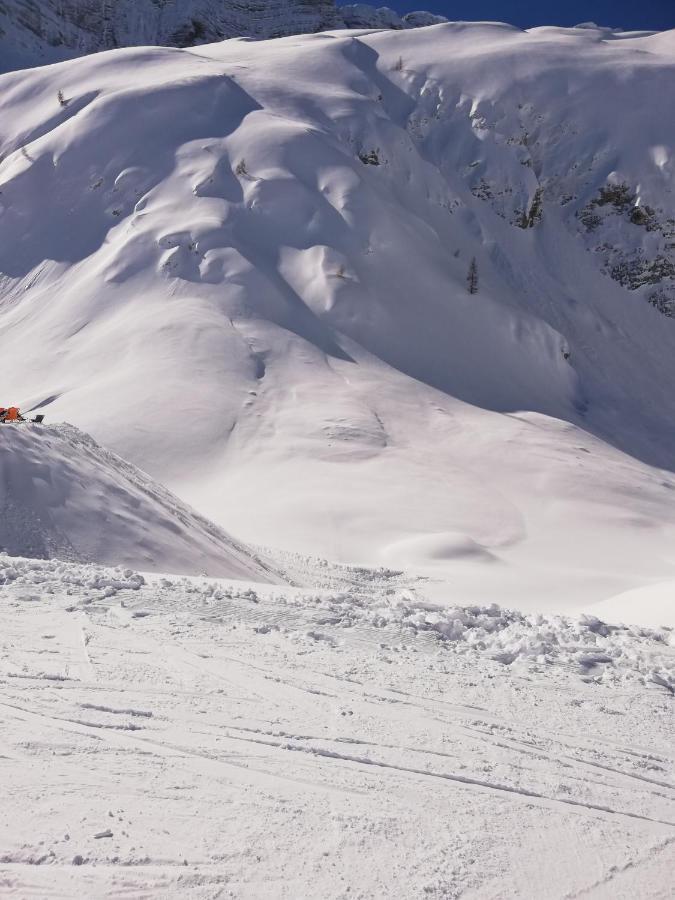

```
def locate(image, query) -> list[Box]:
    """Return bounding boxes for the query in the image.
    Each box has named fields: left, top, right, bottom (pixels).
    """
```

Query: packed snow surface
left=1, top=553, right=673, bottom=897
left=1, top=24, right=675, bottom=620
left=0, top=424, right=280, bottom=581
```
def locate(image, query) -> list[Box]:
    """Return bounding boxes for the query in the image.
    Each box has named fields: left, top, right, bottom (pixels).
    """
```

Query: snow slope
left=0, top=423, right=280, bottom=580
left=0, top=0, right=447, bottom=73
left=1, top=553, right=673, bottom=897
left=1, top=24, right=675, bottom=617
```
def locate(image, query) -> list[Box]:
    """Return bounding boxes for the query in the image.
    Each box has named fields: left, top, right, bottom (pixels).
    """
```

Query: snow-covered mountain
left=2, top=22, right=675, bottom=896
left=0, top=423, right=280, bottom=579
left=0, top=0, right=447, bottom=72
left=1, top=23, right=675, bottom=616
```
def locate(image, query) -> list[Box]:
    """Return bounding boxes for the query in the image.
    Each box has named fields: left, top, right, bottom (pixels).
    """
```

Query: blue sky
left=380, top=1, right=673, bottom=31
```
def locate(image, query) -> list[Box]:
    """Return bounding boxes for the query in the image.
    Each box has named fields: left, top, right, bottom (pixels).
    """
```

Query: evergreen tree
left=467, top=257, right=478, bottom=294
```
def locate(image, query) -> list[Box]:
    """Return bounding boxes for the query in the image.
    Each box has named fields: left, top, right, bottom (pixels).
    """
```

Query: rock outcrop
left=0, top=1, right=447, bottom=72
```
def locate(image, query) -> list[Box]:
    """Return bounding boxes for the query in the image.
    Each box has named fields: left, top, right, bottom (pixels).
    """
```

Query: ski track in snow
left=1, top=553, right=673, bottom=898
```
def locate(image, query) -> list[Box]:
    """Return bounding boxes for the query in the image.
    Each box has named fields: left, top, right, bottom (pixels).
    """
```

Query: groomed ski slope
left=2, top=23, right=675, bottom=619
left=0, top=424, right=280, bottom=581
left=1, top=553, right=673, bottom=898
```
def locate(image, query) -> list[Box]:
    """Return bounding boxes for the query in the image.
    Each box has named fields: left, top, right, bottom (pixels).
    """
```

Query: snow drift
left=0, top=423, right=280, bottom=580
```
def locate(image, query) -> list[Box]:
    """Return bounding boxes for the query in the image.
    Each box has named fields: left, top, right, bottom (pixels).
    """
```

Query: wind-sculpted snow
left=1, top=24, right=675, bottom=615
left=0, top=424, right=281, bottom=581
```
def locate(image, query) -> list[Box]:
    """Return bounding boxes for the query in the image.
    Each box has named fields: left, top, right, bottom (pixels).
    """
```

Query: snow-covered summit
left=0, top=0, right=448, bottom=73
left=0, top=423, right=280, bottom=580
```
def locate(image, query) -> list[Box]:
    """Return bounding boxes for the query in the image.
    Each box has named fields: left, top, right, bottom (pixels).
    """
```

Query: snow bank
left=0, top=553, right=146, bottom=596
left=358, top=597, right=675, bottom=692
left=0, top=424, right=280, bottom=581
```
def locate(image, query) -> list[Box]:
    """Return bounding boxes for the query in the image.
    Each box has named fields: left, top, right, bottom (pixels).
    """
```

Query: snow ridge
left=0, top=424, right=281, bottom=580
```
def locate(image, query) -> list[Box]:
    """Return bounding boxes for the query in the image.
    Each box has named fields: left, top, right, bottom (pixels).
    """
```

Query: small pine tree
left=57, top=90, right=68, bottom=107
left=467, top=257, right=478, bottom=294
left=393, top=56, right=403, bottom=72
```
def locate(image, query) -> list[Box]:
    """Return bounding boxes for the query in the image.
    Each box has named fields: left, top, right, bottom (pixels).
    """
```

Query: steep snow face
left=1, top=25, right=675, bottom=613
left=0, top=0, right=446, bottom=73
left=0, top=424, right=280, bottom=581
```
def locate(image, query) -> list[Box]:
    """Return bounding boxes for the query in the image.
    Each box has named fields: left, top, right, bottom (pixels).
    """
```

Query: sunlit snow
left=1, top=19, right=674, bottom=899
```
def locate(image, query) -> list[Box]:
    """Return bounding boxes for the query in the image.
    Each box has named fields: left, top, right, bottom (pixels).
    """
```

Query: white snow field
left=0, top=423, right=279, bottom=580
left=2, top=23, right=675, bottom=619
left=0, top=553, right=673, bottom=898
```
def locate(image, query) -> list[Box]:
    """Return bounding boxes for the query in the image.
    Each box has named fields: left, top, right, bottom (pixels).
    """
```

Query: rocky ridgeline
left=577, top=184, right=675, bottom=317
left=0, top=1, right=447, bottom=71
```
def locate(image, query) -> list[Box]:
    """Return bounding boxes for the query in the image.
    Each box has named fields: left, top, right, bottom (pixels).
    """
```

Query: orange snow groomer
left=5, top=407, right=23, bottom=421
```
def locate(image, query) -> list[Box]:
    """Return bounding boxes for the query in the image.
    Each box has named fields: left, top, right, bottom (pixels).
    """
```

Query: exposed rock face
left=341, top=5, right=445, bottom=30
left=0, top=1, right=447, bottom=72
left=577, top=184, right=675, bottom=317
left=1, top=1, right=337, bottom=56
left=416, top=87, right=675, bottom=319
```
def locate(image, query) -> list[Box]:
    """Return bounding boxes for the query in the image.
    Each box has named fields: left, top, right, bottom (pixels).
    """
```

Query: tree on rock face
left=467, top=257, right=478, bottom=294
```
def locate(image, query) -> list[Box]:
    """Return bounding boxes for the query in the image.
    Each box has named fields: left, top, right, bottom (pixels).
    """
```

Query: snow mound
left=0, top=424, right=280, bottom=581
left=381, top=532, right=497, bottom=565
left=0, top=553, right=147, bottom=597
left=588, top=581, right=675, bottom=628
